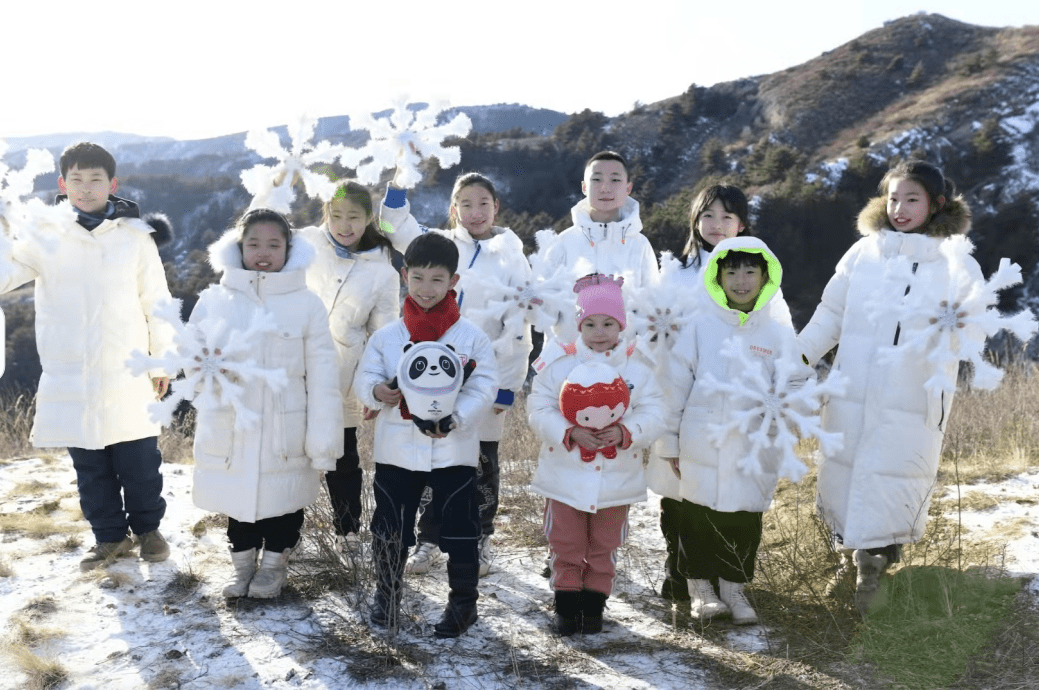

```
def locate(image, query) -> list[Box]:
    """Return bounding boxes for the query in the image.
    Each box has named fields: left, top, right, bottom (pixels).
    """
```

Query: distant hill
left=3, top=13, right=1039, bottom=392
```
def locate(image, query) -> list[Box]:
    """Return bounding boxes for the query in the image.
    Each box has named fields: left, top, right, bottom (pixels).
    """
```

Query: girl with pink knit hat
left=528, top=274, right=665, bottom=636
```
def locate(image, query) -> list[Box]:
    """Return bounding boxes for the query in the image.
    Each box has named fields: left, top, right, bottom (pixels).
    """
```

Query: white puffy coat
left=541, top=197, right=659, bottom=289
left=353, top=316, right=498, bottom=471
left=300, top=226, right=400, bottom=428
left=0, top=203, right=173, bottom=449
left=798, top=196, right=977, bottom=549
left=529, top=339, right=665, bottom=513
left=654, top=237, right=808, bottom=513
left=190, top=231, right=344, bottom=523
left=644, top=248, right=710, bottom=500
left=380, top=196, right=532, bottom=441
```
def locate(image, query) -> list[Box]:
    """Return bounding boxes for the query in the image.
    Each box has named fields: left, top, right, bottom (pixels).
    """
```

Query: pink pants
left=543, top=499, right=629, bottom=595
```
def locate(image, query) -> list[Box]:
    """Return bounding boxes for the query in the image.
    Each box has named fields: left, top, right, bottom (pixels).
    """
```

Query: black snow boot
left=581, top=589, right=608, bottom=634
left=434, top=561, right=479, bottom=638
left=371, top=538, right=407, bottom=628
left=553, top=590, right=583, bottom=636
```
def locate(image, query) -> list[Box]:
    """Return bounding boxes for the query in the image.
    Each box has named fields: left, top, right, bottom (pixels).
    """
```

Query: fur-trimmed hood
left=207, top=227, right=316, bottom=274
left=857, top=194, right=971, bottom=238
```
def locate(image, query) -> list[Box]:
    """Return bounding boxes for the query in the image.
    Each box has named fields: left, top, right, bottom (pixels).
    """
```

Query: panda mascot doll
left=393, top=341, right=475, bottom=435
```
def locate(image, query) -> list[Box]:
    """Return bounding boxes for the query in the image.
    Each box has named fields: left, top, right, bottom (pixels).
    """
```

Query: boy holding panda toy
left=354, top=232, right=498, bottom=638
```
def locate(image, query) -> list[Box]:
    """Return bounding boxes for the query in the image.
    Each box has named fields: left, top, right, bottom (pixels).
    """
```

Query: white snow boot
left=688, top=578, right=729, bottom=620
left=248, top=548, right=292, bottom=598
left=718, top=579, right=759, bottom=625
left=222, top=547, right=258, bottom=598
left=405, top=541, right=440, bottom=575
left=853, top=549, right=889, bottom=615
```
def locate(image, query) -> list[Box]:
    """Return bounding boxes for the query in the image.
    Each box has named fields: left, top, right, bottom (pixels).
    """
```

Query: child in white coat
left=529, top=274, right=665, bottom=635
left=797, top=160, right=981, bottom=614
left=658, top=237, right=808, bottom=625
left=380, top=171, right=532, bottom=577
left=191, top=209, right=343, bottom=599
left=648, top=184, right=752, bottom=604
left=300, top=181, right=400, bottom=554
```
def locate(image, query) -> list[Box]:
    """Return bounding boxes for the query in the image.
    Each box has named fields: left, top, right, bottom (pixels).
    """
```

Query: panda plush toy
left=392, top=341, right=476, bottom=435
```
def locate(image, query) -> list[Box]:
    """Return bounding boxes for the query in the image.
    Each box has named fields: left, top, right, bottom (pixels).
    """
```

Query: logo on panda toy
left=397, top=341, right=465, bottom=422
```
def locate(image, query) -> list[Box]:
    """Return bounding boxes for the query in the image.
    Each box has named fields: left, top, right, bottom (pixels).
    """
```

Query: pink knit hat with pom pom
left=574, top=273, right=626, bottom=329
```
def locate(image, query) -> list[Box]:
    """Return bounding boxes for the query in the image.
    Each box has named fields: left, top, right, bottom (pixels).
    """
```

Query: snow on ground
left=0, top=455, right=1036, bottom=689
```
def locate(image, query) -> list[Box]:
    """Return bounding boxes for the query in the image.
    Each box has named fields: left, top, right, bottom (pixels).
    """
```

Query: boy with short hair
left=541, top=151, right=659, bottom=290
left=656, top=236, right=809, bottom=624
left=354, top=232, right=498, bottom=637
left=0, top=141, right=175, bottom=571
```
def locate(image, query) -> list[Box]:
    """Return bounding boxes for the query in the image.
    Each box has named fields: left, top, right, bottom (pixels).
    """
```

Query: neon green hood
left=702, top=236, right=783, bottom=325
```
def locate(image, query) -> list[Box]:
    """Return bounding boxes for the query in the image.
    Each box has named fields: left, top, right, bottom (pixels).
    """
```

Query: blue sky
left=2, top=0, right=1035, bottom=141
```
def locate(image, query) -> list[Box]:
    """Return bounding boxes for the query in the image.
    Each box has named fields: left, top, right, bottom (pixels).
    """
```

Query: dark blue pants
left=416, top=440, right=499, bottom=544
left=325, top=427, right=362, bottom=535
left=371, top=463, right=479, bottom=565
left=68, top=436, right=165, bottom=543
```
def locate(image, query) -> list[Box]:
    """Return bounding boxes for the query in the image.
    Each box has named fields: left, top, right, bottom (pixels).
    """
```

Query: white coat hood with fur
left=190, top=229, right=343, bottom=523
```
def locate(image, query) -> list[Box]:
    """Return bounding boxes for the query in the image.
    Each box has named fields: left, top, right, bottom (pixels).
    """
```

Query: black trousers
left=371, top=463, right=479, bottom=565
left=325, top=427, right=363, bottom=535
left=677, top=501, right=763, bottom=584
left=227, top=509, right=304, bottom=553
left=68, top=436, right=165, bottom=543
left=416, top=440, right=499, bottom=542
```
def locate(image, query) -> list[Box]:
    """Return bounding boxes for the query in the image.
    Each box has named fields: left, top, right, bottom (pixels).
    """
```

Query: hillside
left=3, top=12, right=1039, bottom=391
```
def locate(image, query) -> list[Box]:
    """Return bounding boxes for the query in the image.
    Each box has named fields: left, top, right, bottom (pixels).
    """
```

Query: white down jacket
left=541, top=197, right=659, bottom=290
left=653, top=237, right=808, bottom=513
left=529, top=339, right=665, bottom=513
left=798, top=196, right=978, bottom=549
left=353, top=316, right=498, bottom=471
left=190, top=230, right=344, bottom=523
left=380, top=194, right=532, bottom=442
left=300, top=226, right=399, bottom=428
left=0, top=203, right=173, bottom=449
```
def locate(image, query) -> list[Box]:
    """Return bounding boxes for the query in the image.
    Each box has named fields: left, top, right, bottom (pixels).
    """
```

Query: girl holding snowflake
left=529, top=274, right=665, bottom=635
left=379, top=171, right=533, bottom=577
left=657, top=236, right=809, bottom=625
left=797, top=160, right=980, bottom=614
left=298, top=181, right=399, bottom=556
left=191, top=208, right=343, bottom=599
left=648, top=183, right=754, bottom=605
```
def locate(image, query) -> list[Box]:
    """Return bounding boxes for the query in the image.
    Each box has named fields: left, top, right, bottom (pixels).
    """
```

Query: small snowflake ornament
left=338, top=99, right=472, bottom=188
left=127, top=298, right=289, bottom=429
left=629, top=251, right=700, bottom=352
left=872, top=237, right=1037, bottom=393
left=240, top=114, right=344, bottom=213
left=698, top=336, right=846, bottom=482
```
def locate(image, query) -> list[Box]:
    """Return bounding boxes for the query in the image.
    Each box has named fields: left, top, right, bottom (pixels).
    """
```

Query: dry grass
left=0, top=510, right=87, bottom=539
left=0, top=393, right=37, bottom=459
left=158, top=408, right=197, bottom=464
left=1, top=644, right=68, bottom=690
left=0, top=558, right=12, bottom=578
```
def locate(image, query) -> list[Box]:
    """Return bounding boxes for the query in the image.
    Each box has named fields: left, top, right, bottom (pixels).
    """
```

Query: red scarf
left=398, top=290, right=461, bottom=420
left=402, top=290, right=461, bottom=342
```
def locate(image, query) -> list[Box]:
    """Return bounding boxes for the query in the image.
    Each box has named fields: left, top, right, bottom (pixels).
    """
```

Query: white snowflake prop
left=240, top=114, right=343, bottom=213
left=127, top=298, right=289, bottom=429
left=871, top=237, right=1037, bottom=394
left=698, top=337, right=846, bottom=482
left=338, top=99, right=472, bottom=188
left=0, top=142, right=57, bottom=243
left=629, top=251, right=700, bottom=352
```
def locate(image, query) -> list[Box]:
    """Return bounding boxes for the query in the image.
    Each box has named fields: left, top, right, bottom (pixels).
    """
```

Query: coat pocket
left=194, top=410, right=235, bottom=461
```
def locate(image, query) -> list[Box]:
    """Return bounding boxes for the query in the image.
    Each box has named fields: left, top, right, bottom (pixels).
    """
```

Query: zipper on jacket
left=892, top=262, right=919, bottom=346
left=458, top=241, right=482, bottom=309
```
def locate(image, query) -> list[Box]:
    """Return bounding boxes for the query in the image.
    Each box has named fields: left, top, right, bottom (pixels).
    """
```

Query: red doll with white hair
left=528, top=273, right=665, bottom=637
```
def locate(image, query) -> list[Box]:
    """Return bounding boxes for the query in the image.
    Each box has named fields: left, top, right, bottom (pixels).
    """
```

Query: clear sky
left=2, top=0, right=1034, bottom=141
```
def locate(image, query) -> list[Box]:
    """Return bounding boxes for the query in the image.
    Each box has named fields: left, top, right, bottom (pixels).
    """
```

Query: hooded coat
left=529, top=338, right=665, bottom=513
left=542, top=197, right=659, bottom=290
left=653, top=237, right=807, bottom=512
left=797, top=195, right=978, bottom=549
left=299, top=226, right=399, bottom=428
left=190, top=230, right=344, bottom=523
left=380, top=194, right=533, bottom=441
left=0, top=196, right=174, bottom=449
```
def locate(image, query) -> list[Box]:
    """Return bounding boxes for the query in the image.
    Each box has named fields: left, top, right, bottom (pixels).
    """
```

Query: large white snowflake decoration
left=629, top=251, right=700, bottom=352
left=870, top=237, right=1037, bottom=394
left=240, top=114, right=344, bottom=213
left=0, top=142, right=55, bottom=238
left=698, top=336, right=846, bottom=482
left=455, top=271, right=530, bottom=360
left=338, top=99, right=472, bottom=188
left=127, top=298, right=289, bottom=429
